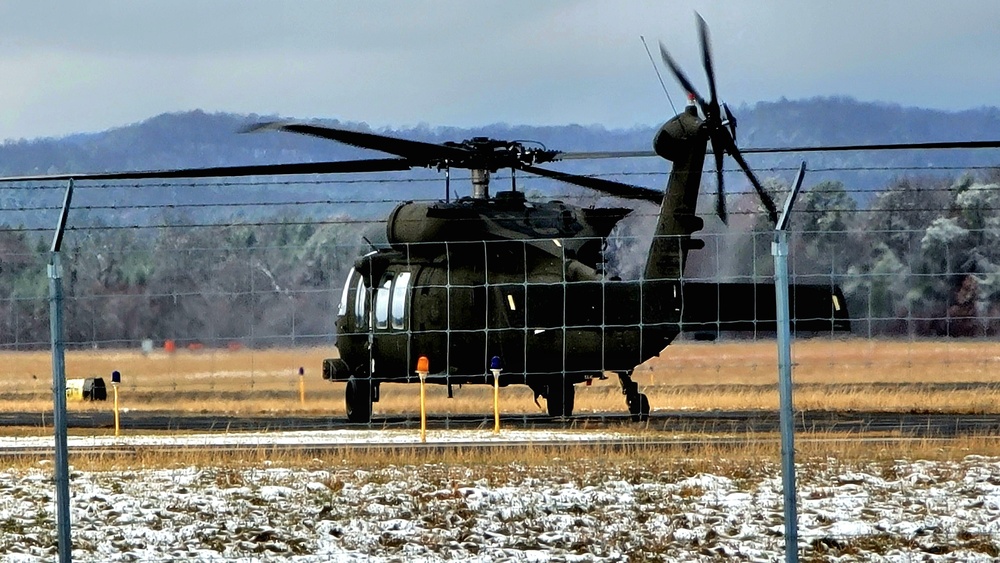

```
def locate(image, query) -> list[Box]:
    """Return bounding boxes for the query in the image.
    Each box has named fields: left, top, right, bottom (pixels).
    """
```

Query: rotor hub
left=441, top=138, right=559, bottom=171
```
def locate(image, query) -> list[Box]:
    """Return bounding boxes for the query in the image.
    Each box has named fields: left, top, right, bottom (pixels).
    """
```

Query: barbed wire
left=2, top=162, right=997, bottom=191
left=3, top=170, right=998, bottom=219
left=6, top=211, right=1000, bottom=234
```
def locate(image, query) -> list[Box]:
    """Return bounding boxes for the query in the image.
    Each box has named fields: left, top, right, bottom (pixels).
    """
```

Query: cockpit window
left=391, top=272, right=411, bottom=330
left=354, top=275, right=367, bottom=329
left=338, top=268, right=356, bottom=317
left=374, top=274, right=392, bottom=329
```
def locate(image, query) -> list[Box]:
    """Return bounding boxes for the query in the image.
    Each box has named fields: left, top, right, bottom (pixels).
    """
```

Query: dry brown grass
left=3, top=338, right=1000, bottom=416
left=5, top=431, right=1000, bottom=473
left=2, top=347, right=342, bottom=414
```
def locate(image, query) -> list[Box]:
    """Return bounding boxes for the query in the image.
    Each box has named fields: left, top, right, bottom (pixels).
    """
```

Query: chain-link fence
left=3, top=168, right=1000, bottom=560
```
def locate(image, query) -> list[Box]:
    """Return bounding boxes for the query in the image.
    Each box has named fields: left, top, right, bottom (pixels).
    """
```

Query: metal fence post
left=49, top=179, right=75, bottom=563
left=772, top=163, right=806, bottom=563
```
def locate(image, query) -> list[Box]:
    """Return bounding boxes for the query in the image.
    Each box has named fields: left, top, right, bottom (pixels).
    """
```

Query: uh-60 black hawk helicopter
left=13, top=16, right=998, bottom=422
left=253, top=17, right=860, bottom=423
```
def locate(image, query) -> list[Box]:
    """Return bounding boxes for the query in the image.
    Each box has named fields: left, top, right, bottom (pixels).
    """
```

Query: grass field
left=2, top=337, right=1000, bottom=416
left=6, top=340, right=998, bottom=561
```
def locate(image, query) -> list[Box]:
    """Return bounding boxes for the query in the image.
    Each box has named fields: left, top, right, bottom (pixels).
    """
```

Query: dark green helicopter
left=246, top=17, right=856, bottom=423
left=10, top=16, right=1000, bottom=423
left=313, top=116, right=851, bottom=422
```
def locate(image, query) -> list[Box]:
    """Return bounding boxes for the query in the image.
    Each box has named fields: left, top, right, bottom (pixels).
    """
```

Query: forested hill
left=2, top=96, right=999, bottom=182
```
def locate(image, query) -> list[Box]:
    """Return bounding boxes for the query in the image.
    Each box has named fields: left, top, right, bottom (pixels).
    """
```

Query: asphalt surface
left=3, top=409, right=999, bottom=437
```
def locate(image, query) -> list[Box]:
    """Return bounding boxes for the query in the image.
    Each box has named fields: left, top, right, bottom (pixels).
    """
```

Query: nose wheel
left=617, top=371, right=650, bottom=422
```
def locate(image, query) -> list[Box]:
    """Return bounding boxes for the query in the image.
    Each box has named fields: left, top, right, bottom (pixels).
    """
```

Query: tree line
left=774, top=169, right=1000, bottom=337
left=0, top=218, right=378, bottom=350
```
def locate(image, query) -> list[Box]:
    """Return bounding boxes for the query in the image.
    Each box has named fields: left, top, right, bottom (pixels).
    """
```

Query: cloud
left=1, top=0, right=999, bottom=140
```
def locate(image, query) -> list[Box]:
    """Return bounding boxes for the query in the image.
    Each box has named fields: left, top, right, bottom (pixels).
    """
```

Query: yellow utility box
left=66, top=378, right=107, bottom=401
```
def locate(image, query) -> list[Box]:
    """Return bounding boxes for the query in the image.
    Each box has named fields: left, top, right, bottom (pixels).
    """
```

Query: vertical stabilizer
left=644, top=104, right=708, bottom=282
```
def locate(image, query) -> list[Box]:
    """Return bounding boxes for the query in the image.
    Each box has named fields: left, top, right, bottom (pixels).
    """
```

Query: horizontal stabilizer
left=679, top=282, right=850, bottom=333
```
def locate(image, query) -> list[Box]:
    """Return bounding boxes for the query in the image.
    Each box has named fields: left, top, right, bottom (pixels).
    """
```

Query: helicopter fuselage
left=319, top=107, right=850, bottom=421
left=327, top=191, right=677, bottom=389
left=324, top=189, right=850, bottom=403
left=331, top=243, right=680, bottom=390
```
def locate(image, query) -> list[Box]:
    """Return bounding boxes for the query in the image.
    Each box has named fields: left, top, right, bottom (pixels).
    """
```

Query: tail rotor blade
left=722, top=103, right=737, bottom=140
left=722, top=133, right=779, bottom=225
left=657, top=15, right=784, bottom=225
left=712, top=140, right=727, bottom=223
left=716, top=179, right=727, bottom=224
left=659, top=41, right=708, bottom=114
left=696, top=13, right=719, bottom=113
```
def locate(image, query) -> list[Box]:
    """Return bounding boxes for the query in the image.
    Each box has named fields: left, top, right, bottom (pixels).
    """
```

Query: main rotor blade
left=246, top=121, right=473, bottom=162
left=518, top=164, right=662, bottom=204
left=0, top=158, right=414, bottom=183
left=535, top=139, right=1000, bottom=160
left=741, top=139, right=1000, bottom=154
left=554, top=150, right=658, bottom=160
left=659, top=41, right=708, bottom=114
left=697, top=13, right=719, bottom=112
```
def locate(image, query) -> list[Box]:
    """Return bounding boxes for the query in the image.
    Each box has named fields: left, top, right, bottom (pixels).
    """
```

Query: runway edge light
left=417, top=356, right=429, bottom=443
left=490, top=356, right=502, bottom=435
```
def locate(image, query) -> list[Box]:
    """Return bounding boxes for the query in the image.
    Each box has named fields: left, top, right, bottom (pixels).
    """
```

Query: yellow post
left=298, top=367, right=305, bottom=406
left=113, top=385, right=120, bottom=437
left=111, top=370, right=121, bottom=437
left=489, top=356, right=502, bottom=435
left=416, top=356, right=429, bottom=443
left=492, top=368, right=500, bottom=434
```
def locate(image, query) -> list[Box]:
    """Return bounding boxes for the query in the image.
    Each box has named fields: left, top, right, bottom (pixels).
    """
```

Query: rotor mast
left=471, top=168, right=490, bottom=199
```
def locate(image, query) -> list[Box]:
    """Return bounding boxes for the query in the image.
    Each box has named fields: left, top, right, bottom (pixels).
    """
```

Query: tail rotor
left=659, top=13, right=778, bottom=225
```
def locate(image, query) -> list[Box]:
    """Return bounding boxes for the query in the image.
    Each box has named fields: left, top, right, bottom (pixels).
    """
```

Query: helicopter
left=240, top=17, right=857, bottom=423
left=8, top=15, right=1000, bottom=422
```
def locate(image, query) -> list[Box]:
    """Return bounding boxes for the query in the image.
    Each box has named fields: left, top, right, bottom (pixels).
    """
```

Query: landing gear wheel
left=617, top=371, right=650, bottom=422
left=627, top=392, right=650, bottom=423
left=546, top=379, right=575, bottom=417
left=345, top=378, right=373, bottom=423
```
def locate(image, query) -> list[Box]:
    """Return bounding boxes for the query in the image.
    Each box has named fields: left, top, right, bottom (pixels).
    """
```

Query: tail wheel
left=627, top=392, right=650, bottom=422
left=345, top=378, right=373, bottom=423
left=546, top=379, right=575, bottom=417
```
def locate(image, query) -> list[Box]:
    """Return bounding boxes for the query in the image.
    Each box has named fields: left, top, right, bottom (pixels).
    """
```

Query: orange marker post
left=416, top=356, right=429, bottom=443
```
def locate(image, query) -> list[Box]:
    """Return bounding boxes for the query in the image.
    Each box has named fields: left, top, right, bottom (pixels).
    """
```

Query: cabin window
left=374, top=274, right=392, bottom=329
left=354, top=276, right=368, bottom=328
left=391, top=272, right=411, bottom=330
left=338, top=267, right=356, bottom=317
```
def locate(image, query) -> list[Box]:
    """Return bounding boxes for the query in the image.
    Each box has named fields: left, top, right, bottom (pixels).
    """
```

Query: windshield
left=337, top=267, right=356, bottom=317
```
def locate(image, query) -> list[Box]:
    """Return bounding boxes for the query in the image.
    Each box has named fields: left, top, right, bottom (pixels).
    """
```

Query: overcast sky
left=1, top=0, right=998, bottom=141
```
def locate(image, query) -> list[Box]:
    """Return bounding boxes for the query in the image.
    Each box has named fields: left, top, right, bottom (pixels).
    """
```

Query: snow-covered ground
left=0, top=428, right=634, bottom=451
left=1, top=430, right=999, bottom=561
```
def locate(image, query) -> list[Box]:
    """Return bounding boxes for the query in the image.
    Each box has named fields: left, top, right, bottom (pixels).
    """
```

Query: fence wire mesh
left=2, top=165, right=1000, bottom=560
left=3, top=169, right=1000, bottom=418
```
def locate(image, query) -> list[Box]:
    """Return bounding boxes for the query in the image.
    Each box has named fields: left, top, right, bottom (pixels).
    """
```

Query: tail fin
left=644, top=105, right=708, bottom=282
